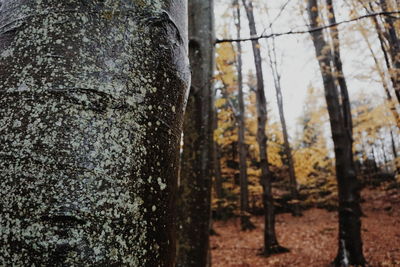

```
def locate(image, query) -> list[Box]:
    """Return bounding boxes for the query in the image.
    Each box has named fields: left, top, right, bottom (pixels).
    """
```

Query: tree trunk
left=242, top=0, right=287, bottom=255
left=390, top=129, right=399, bottom=173
left=266, top=35, right=302, bottom=217
left=326, top=0, right=353, bottom=136
left=0, top=0, right=189, bottom=265
left=233, top=0, right=255, bottom=231
left=390, top=129, right=398, bottom=159
left=307, top=1, right=366, bottom=266
left=176, top=0, right=215, bottom=266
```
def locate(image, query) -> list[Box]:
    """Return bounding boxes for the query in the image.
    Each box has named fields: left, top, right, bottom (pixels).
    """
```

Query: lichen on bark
left=0, top=0, right=189, bottom=265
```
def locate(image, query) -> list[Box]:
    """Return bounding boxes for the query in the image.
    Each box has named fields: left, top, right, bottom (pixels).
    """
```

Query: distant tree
left=294, top=86, right=334, bottom=189
left=353, top=15, right=400, bottom=129
left=233, top=0, right=255, bottom=230
left=350, top=0, right=400, bottom=127
left=214, top=42, right=240, bottom=189
left=242, top=0, right=288, bottom=256
left=266, top=32, right=302, bottom=217
left=0, top=0, right=189, bottom=265
left=363, top=0, right=400, bottom=103
left=352, top=93, right=399, bottom=174
left=377, top=0, right=400, bottom=103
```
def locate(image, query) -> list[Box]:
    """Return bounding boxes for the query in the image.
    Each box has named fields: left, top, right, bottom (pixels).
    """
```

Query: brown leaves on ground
left=211, top=187, right=400, bottom=266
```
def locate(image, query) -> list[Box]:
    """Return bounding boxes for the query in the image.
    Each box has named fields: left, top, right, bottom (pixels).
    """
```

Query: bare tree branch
left=216, top=10, right=400, bottom=43
left=268, top=0, right=292, bottom=28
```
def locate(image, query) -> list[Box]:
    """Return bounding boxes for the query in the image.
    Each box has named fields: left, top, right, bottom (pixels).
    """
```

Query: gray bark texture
left=176, top=0, right=215, bottom=266
left=307, top=1, right=365, bottom=266
left=0, top=0, right=189, bottom=266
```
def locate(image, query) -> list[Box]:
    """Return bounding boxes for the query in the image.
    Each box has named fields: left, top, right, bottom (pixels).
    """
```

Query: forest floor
left=210, top=185, right=400, bottom=267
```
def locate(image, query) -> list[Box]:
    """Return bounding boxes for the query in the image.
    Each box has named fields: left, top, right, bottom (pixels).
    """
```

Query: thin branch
left=268, top=0, right=292, bottom=28
left=216, top=10, right=400, bottom=43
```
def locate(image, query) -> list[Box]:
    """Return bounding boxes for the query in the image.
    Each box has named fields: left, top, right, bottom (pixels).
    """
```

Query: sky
left=213, top=0, right=389, bottom=139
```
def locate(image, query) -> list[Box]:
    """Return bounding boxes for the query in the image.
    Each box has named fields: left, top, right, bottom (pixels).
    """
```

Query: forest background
left=186, top=0, right=400, bottom=266
left=211, top=0, right=399, bottom=220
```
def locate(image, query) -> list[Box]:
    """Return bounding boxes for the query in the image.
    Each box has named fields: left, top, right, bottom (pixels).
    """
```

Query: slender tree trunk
left=233, top=0, right=255, bottom=231
left=0, top=0, right=189, bottom=265
left=390, top=129, right=398, bottom=159
left=307, top=1, right=366, bottom=266
left=242, top=0, right=288, bottom=255
left=176, top=0, right=215, bottom=266
left=390, top=129, right=400, bottom=173
left=267, top=35, right=302, bottom=217
left=276, top=78, right=302, bottom=217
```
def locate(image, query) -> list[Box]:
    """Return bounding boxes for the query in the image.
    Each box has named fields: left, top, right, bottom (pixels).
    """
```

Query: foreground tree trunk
left=307, top=1, right=366, bottom=266
left=242, top=0, right=288, bottom=255
left=176, top=0, right=215, bottom=266
left=0, top=1, right=189, bottom=265
left=233, top=0, right=255, bottom=231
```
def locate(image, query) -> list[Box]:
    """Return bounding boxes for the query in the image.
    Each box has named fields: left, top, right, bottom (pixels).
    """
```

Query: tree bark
left=307, top=1, right=366, bottom=266
left=233, top=0, right=255, bottom=231
left=176, top=0, right=215, bottom=266
left=326, top=0, right=353, bottom=136
left=242, top=0, right=287, bottom=255
left=0, top=0, right=189, bottom=265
